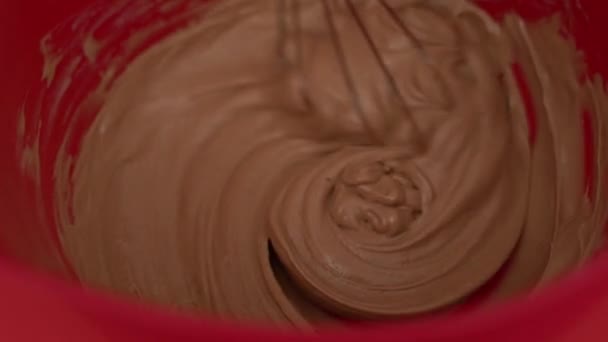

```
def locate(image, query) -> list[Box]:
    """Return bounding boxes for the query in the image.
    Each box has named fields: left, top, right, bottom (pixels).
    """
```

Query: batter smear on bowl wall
left=48, top=0, right=608, bottom=329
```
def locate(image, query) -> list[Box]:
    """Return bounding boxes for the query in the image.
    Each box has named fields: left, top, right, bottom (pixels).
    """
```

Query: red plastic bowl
left=1, top=0, right=608, bottom=341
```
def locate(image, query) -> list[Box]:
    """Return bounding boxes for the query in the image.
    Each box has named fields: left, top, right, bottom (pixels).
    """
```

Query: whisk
left=276, top=0, right=427, bottom=146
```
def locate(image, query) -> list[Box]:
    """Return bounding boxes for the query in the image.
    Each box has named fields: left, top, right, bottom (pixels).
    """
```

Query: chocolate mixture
left=56, top=0, right=608, bottom=328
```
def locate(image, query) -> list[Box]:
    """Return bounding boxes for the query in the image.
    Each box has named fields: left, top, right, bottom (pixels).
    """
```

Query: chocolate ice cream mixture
left=55, top=0, right=608, bottom=328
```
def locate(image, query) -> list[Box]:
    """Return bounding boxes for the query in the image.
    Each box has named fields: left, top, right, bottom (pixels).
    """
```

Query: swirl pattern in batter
left=56, top=0, right=608, bottom=328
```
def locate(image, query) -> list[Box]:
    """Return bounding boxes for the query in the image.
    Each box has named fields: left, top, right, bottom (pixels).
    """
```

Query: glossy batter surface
left=56, top=0, right=608, bottom=328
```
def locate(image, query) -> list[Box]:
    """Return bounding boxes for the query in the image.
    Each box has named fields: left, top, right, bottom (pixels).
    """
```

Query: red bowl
left=1, top=0, right=607, bottom=341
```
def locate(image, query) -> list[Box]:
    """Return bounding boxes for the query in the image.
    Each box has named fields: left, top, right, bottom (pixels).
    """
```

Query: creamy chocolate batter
left=55, top=0, right=608, bottom=328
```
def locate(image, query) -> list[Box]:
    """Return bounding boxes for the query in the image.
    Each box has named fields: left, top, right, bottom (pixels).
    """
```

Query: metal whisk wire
left=278, top=0, right=313, bottom=114
left=320, top=0, right=380, bottom=141
left=276, top=0, right=288, bottom=62
left=348, top=0, right=429, bottom=145
left=290, top=0, right=304, bottom=70
left=277, top=0, right=303, bottom=68
left=378, top=0, right=427, bottom=57
left=345, top=0, right=412, bottom=120
left=278, top=0, right=427, bottom=145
